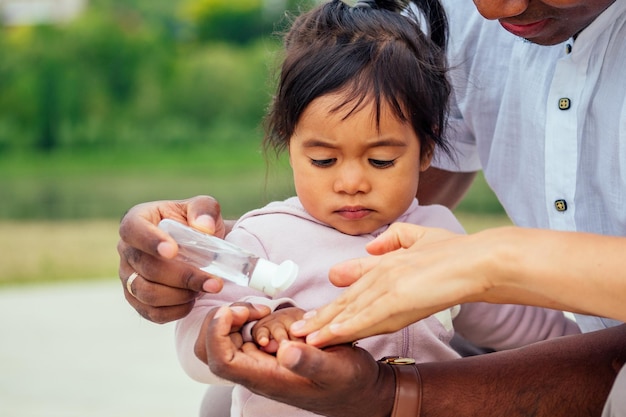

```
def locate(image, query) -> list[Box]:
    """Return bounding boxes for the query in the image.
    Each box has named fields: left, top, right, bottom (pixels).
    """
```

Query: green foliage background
left=0, top=0, right=504, bottom=220
left=0, top=0, right=291, bottom=152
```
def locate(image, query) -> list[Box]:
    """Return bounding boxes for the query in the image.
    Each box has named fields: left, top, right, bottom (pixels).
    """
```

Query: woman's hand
left=291, top=223, right=485, bottom=346
left=118, top=195, right=228, bottom=323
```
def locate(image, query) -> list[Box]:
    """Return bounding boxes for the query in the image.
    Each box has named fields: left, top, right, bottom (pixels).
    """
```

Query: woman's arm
left=291, top=224, right=626, bottom=347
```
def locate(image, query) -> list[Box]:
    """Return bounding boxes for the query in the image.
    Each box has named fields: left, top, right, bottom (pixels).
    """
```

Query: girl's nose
left=333, top=164, right=371, bottom=195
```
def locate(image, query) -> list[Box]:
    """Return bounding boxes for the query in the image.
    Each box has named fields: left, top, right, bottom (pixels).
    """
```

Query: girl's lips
left=336, top=207, right=372, bottom=220
left=500, top=19, right=549, bottom=39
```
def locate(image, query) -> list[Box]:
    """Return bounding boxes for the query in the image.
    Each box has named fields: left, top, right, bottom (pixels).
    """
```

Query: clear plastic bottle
left=158, top=219, right=298, bottom=296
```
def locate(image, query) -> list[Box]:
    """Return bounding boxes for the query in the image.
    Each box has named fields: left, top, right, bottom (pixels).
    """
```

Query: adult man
left=118, top=0, right=626, bottom=415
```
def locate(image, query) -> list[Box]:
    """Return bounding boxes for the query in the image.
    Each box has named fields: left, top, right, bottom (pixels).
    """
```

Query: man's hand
left=118, top=196, right=227, bottom=323
left=203, top=305, right=395, bottom=417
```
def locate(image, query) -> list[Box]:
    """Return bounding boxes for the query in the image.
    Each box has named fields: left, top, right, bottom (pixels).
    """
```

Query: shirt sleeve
left=431, top=88, right=482, bottom=173
left=453, top=302, right=581, bottom=350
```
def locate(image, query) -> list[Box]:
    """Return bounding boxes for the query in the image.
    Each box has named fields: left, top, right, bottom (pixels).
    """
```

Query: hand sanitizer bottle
left=158, top=219, right=298, bottom=296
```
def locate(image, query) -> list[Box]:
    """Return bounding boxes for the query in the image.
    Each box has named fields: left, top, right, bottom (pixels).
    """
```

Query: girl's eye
left=310, top=158, right=336, bottom=167
left=369, top=159, right=396, bottom=168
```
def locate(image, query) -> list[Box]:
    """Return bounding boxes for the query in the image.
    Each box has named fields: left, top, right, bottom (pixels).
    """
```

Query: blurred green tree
left=0, top=0, right=315, bottom=152
left=180, top=0, right=317, bottom=44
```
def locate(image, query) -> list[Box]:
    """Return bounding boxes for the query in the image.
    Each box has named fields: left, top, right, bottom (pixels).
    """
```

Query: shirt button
left=565, top=44, right=572, bottom=54
left=555, top=199, right=568, bottom=212
left=559, top=98, right=571, bottom=110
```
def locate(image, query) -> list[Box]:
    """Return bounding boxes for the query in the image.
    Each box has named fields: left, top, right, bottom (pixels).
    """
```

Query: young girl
left=175, top=1, right=579, bottom=415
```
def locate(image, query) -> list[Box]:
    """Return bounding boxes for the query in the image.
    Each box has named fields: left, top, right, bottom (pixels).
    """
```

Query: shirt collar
left=574, top=1, right=623, bottom=46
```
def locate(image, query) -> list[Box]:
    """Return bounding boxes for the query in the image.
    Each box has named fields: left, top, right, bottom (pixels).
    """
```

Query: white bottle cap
left=249, top=259, right=298, bottom=296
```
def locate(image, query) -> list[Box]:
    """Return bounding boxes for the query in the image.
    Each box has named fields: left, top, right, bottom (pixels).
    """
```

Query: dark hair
left=263, top=0, right=451, bottom=159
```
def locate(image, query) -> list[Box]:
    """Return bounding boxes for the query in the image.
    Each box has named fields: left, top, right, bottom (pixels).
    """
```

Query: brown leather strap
left=390, top=363, right=422, bottom=417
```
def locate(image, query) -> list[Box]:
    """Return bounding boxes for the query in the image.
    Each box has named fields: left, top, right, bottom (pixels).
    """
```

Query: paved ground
left=0, top=280, right=208, bottom=417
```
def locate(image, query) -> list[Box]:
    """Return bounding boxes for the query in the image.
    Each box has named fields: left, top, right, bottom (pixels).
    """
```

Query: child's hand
left=252, top=307, right=306, bottom=353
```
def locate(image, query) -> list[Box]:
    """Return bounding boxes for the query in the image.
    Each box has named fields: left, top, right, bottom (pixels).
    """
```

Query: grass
left=0, top=141, right=297, bottom=220
left=0, top=220, right=121, bottom=286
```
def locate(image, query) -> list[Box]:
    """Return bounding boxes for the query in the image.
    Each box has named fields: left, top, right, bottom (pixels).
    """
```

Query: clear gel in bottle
left=158, top=219, right=298, bottom=296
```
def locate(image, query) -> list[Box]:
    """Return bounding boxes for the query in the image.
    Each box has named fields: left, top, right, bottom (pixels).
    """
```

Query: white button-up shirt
left=437, top=0, right=626, bottom=237
left=435, top=1, right=626, bottom=332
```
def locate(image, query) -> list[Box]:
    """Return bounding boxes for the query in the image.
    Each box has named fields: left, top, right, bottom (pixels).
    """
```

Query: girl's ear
left=420, top=141, right=435, bottom=172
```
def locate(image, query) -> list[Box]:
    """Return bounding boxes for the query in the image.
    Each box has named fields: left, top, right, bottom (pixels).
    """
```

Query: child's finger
left=269, top=324, right=290, bottom=344
left=254, top=326, right=271, bottom=347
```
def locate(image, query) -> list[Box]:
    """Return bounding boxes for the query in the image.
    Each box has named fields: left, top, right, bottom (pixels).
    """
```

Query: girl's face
left=289, top=92, right=431, bottom=236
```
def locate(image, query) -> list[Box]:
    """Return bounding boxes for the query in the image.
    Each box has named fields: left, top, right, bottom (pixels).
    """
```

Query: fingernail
left=157, top=241, right=176, bottom=258
left=329, top=323, right=342, bottom=335
left=214, top=306, right=228, bottom=319
left=278, top=341, right=302, bottom=367
left=290, top=320, right=305, bottom=333
left=305, top=331, right=319, bottom=343
left=194, top=215, right=215, bottom=234
left=202, top=279, right=221, bottom=293
left=302, top=310, right=317, bottom=319
left=230, top=306, right=248, bottom=315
